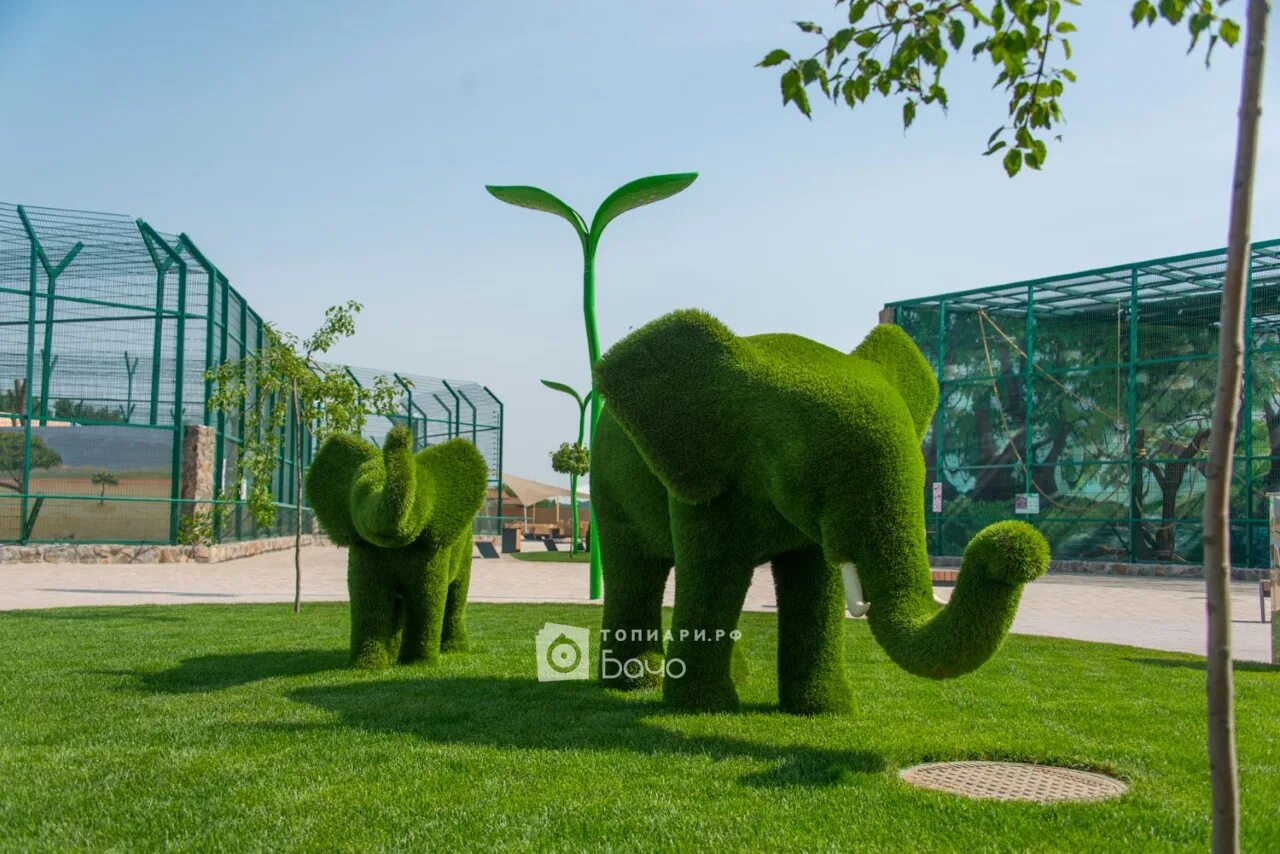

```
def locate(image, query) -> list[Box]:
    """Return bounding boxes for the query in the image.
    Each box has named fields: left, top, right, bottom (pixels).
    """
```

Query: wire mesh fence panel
left=342, top=365, right=504, bottom=535
left=0, top=202, right=504, bottom=546
left=893, top=238, right=1280, bottom=568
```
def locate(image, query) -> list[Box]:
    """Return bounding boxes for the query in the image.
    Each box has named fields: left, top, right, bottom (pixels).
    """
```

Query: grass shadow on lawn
left=1, top=608, right=185, bottom=623
left=136, top=649, right=348, bottom=693
left=285, top=675, right=886, bottom=789
left=1127, top=655, right=1280, bottom=674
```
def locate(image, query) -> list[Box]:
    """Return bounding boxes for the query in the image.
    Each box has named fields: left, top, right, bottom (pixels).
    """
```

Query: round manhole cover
left=900, top=761, right=1127, bottom=803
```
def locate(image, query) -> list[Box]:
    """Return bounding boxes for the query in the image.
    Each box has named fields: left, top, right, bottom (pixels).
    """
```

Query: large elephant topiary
left=306, top=426, right=488, bottom=668
left=591, top=309, right=1049, bottom=713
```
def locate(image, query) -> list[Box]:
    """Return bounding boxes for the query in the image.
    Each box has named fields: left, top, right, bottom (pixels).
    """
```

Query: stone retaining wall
left=0, top=534, right=332, bottom=565
left=929, top=554, right=1269, bottom=582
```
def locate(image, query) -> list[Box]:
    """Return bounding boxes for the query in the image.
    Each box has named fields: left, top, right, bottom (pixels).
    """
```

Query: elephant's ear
left=418, top=438, right=489, bottom=545
left=593, top=309, right=741, bottom=503
left=305, top=433, right=377, bottom=546
left=852, top=323, right=938, bottom=441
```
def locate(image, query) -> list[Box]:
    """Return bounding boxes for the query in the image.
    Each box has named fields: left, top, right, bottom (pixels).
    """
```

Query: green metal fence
left=0, top=202, right=503, bottom=545
left=888, top=239, right=1280, bottom=569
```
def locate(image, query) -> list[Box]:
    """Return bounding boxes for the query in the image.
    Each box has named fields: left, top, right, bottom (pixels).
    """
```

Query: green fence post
left=123, top=352, right=138, bottom=422
left=936, top=301, right=947, bottom=556
left=177, top=234, right=219, bottom=428
left=16, top=206, right=82, bottom=428
left=253, top=317, right=266, bottom=534
left=139, top=223, right=189, bottom=544
left=432, top=393, right=453, bottom=439
left=393, top=373, right=416, bottom=447
left=394, top=374, right=431, bottom=448
left=456, top=386, right=478, bottom=444
left=483, top=385, right=504, bottom=542
left=1243, top=247, right=1256, bottom=566
left=342, top=368, right=374, bottom=446
left=1128, top=267, right=1140, bottom=562
left=440, top=380, right=462, bottom=440
left=211, top=272, right=230, bottom=540
left=233, top=303, right=250, bottom=540
left=137, top=222, right=171, bottom=427
left=18, top=211, right=37, bottom=542
left=1024, top=284, right=1035, bottom=497
left=286, top=385, right=297, bottom=524
left=172, top=259, right=187, bottom=544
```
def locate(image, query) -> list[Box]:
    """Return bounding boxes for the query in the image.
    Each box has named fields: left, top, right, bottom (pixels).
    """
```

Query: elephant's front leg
left=664, top=501, right=755, bottom=712
left=348, top=552, right=403, bottom=669
left=400, top=552, right=452, bottom=665
left=772, top=546, right=852, bottom=714
left=598, top=517, right=672, bottom=690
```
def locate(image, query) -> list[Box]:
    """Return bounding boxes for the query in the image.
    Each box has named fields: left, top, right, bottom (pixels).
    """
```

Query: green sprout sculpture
left=306, top=426, right=488, bottom=668
left=541, top=379, right=592, bottom=555
left=487, top=173, right=697, bottom=598
left=591, top=310, right=1049, bottom=713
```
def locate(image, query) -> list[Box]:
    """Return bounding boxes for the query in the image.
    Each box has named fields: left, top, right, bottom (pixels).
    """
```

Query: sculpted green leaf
left=539, top=378, right=585, bottom=407
left=485, top=185, right=587, bottom=240
left=589, top=173, right=698, bottom=238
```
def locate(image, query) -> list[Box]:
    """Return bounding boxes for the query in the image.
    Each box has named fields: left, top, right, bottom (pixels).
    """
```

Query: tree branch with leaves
left=760, top=1, right=1241, bottom=175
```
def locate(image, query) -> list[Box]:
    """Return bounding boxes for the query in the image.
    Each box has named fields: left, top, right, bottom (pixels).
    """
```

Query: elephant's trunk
left=859, top=521, right=1048, bottom=679
left=351, top=426, right=432, bottom=548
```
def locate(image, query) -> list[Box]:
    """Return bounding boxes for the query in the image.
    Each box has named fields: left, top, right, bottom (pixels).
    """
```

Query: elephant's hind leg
left=772, top=546, right=852, bottom=714
left=441, top=539, right=472, bottom=653
left=598, top=520, right=671, bottom=690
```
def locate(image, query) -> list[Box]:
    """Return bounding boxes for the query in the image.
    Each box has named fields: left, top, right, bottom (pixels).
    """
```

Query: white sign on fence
left=1014, top=492, right=1040, bottom=515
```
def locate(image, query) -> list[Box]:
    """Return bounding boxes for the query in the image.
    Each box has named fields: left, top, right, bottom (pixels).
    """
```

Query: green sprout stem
left=488, top=174, right=698, bottom=599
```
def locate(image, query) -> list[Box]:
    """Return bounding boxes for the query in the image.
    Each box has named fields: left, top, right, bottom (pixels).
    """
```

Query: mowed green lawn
left=0, top=602, right=1276, bottom=851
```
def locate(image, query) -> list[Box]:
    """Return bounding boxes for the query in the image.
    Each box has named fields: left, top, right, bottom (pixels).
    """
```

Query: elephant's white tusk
left=839, top=562, right=870, bottom=618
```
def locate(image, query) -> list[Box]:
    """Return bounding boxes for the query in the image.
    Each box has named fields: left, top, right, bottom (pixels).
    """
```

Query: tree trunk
left=1031, top=418, right=1069, bottom=497
left=1205, top=4, right=1267, bottom=850
left=292, top=382, right=302, bottom=615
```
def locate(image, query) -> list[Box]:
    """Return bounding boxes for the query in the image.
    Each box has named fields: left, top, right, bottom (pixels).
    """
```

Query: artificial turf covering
left=0, top=601, right=1276, bottom=851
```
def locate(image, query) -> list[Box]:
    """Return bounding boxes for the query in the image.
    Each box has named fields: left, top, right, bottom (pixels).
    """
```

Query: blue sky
left=2, top=1, right=1277, bottom=486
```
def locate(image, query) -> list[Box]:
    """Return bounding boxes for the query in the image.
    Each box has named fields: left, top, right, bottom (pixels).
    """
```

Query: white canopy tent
left=502, top=474, right=589, bottom=533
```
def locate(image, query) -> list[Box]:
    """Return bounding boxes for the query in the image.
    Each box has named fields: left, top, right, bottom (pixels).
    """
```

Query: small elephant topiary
left=591, top=309, right=1049, bottom=713
left=306, top=426, right=488, bottom=668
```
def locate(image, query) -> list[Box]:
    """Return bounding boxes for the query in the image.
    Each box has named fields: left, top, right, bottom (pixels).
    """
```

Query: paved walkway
left=0, top=545, right=1272, bottom=662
